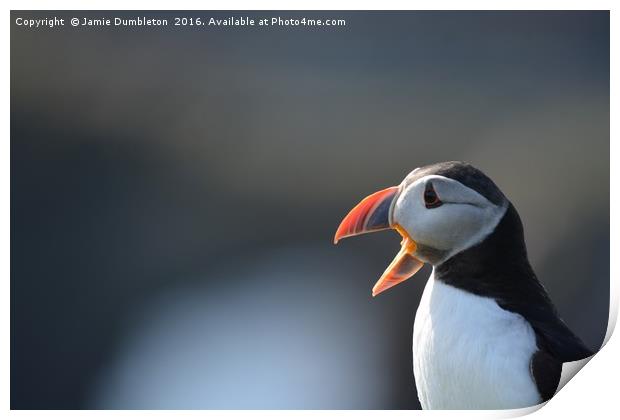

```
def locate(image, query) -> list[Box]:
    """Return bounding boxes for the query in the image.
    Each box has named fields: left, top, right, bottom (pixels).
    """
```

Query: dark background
left=11, top=11, right=609, bottom=409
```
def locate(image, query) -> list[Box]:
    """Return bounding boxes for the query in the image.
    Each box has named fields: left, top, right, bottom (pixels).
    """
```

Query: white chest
left=412, top=272, right=541, bottom=409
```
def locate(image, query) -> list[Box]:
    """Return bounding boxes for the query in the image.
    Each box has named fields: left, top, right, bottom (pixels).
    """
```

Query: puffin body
left=413, top=275, right=540, bottom=409
left=413, top=273, right=540, bottom=409
left=334, top=161, right=593, bottom=409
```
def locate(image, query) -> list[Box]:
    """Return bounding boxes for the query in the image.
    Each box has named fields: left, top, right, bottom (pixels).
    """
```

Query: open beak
left=334, top=186, right=424, bottom=297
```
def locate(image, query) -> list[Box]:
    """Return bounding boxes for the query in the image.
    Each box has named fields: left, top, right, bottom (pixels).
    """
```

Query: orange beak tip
left=332, top=186, right=399, bottom=247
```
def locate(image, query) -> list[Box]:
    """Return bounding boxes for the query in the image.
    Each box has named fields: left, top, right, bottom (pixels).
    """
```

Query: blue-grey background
left=11, top=11, right=609, bottom=409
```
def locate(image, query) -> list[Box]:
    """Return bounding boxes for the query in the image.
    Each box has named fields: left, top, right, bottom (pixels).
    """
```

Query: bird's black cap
left=402, top=161, right=507, bottom=206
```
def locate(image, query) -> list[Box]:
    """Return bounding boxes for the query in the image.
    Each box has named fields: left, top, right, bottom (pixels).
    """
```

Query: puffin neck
left=434, top=202, right=594, bottom=362
left=433, top=202, right=537, bottom=298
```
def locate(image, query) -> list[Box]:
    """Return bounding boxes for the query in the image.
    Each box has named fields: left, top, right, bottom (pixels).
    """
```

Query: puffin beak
left=334, top=186, right=424, bottom=297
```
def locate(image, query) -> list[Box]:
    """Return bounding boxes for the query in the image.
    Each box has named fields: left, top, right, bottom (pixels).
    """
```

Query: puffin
left=333, top=161, right=593, bottom=409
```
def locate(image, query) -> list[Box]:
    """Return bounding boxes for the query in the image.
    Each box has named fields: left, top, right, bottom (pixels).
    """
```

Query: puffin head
left=334, top=161, right=509, bottom=296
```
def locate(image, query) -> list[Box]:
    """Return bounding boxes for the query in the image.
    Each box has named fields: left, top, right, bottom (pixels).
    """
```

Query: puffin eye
left=424, top=183, right=443, bottom=209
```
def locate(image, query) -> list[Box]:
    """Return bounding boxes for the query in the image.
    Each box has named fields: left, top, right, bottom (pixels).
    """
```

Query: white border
left=4, top=2, right=616, bottom=419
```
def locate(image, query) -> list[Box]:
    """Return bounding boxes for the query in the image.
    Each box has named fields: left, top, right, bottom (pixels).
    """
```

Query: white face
left=391, top=175, right=508, bottom=265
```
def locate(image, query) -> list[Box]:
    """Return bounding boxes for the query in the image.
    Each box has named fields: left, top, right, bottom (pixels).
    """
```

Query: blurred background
left=11, top=11, right=609, bottom=409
